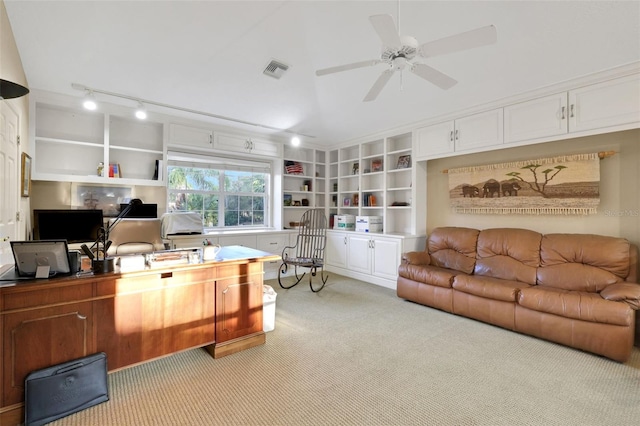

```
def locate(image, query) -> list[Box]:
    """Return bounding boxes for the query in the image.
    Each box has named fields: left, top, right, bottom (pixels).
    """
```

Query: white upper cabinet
left=168, top=123, right=213, bottom=149
left=504, top=93, right=568, bottom=143
left=214, top=132, right=282, bottom=158
left=505, top=74, right=640, bottom=144
left=454, top=108, right=504, bottom=152
left=568, top=74, right=640, bottom=132
left=414, top=120, right=455, bottom=160
left=414, top=108, right=503, bottom=160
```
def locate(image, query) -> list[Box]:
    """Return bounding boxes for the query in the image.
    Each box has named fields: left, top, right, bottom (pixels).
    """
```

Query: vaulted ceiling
left=5, top=1, right=640, bottom=145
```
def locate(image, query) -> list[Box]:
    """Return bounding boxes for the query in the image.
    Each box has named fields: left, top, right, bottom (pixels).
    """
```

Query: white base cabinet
left=325, top=232, right=348, bottom=269
left=326, top=230, right=425, bottom=289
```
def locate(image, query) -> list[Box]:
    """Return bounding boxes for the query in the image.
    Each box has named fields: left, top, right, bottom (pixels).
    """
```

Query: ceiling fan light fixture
left=83, top=90, right=97, bottom=110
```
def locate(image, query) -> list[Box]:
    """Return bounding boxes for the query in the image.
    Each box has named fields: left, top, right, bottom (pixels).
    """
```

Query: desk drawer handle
left=161, top=272, right=173, bottom=279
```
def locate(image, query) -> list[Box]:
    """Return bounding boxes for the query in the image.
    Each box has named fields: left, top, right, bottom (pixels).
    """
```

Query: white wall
left=426, top=129, right=640, bottom=251
left=1, top=0, right=30, bottom=239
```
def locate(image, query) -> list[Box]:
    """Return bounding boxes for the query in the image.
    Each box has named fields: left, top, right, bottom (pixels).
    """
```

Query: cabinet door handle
left=455, top=129, right=459, bottom=140
left=209, top=134, right=213, bottom=144
left=449, top=130, right=454, bottom=142
left=561, top=106, right=566, bottom=119
left=570, top=104, right=575, bottom=118
left=344, top=237, right=347, bottom=244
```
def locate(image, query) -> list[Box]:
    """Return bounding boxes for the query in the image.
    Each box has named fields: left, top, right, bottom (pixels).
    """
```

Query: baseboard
left=325, top=266, right=397, bottom=290
left=206, top=332, right=266, bottom=359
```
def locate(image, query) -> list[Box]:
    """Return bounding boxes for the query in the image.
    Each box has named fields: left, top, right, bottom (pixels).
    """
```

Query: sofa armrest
left=402, top=251, right=431, bottom=265
left=600, top=282, right=640, bottom=309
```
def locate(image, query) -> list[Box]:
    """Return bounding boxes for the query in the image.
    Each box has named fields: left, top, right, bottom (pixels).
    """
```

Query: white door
left=371, top=236, right=401, bottom=280
left=414, top=121, right=455, bottom=160
left=0, top=103, right=19, bottom=265
left=569, top=74, right=640, bottom=132
left=347, top=234, right=371, bottom=274
left=504, top=93, right=569, bottom=143
left=454, top=108, right=504, bottom=152
left=325, top=232, right=347, bottom=268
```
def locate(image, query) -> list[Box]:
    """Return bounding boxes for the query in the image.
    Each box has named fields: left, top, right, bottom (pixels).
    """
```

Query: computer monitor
left=11, top=240, right=71, bottom=277
left=33, top=209, right=104, bottom=244
left=118, top=203, right=157, bottom=218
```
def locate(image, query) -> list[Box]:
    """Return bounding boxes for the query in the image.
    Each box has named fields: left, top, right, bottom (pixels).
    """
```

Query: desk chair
left=106, top=218, right=165, bottom=256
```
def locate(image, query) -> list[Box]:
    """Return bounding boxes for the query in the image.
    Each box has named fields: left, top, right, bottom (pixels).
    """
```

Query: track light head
left=83, top=90, right=97, bottom=110
left=135, top=102, right=147, bottom=120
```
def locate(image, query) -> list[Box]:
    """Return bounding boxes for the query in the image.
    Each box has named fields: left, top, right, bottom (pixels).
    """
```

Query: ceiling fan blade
left=316, top=59, right=382, bottom=76
left=419, top=25, right=497, bottom=58
left=370, top=14, right=401, bottom=49
left=363, top=69, right=395, bottom=102
left=410, top=63, right=457, bottom=90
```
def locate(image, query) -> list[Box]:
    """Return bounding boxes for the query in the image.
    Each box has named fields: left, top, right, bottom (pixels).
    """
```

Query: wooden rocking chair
left=278, top=209, right=328, bottom=292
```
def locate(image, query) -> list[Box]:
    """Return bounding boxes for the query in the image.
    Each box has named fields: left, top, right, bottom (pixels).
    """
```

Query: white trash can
left=263, top=285, right=277, bottom=332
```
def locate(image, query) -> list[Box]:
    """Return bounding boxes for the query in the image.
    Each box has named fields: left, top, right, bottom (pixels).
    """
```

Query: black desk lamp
left=81, top=199, right=143, bottom=273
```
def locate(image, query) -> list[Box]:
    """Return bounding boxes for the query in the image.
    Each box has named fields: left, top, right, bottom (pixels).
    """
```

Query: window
left=167, top=153, right=270, bottom=229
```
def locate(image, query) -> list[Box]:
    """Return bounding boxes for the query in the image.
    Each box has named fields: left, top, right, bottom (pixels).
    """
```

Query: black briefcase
left=25, top=352, right=109, bottom=426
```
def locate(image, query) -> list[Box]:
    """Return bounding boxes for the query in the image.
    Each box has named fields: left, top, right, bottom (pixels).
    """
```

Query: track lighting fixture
left=135, top=102, right=147, bottom=120
left=71, top=83, right=314, bottom=138
left=82, top=90, right=97, bottom=110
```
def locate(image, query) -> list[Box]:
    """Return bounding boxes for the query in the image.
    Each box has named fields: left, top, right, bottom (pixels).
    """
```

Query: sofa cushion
left=453, top=274, right=531, bottom=302
left=428, top=227, right=479, bottom=274
left=518, top=286, right=632, bottom=326
left=538, top=234, right=631, bottom=291
left=475, top=228, right=541, bottom=285
left=398, top=264, right=456, bottom=288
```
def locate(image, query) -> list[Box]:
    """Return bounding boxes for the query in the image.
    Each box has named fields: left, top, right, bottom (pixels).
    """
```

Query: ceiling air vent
left=263, top=60, right=289, bottom=79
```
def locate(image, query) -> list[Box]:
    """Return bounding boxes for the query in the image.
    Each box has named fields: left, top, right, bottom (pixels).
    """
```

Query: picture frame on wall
left=71, top=184, right=132, bottom=216
left=21, top=152, right=31, bottom=197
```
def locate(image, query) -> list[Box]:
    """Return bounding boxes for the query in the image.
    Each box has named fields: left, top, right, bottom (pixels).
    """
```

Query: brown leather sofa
left=398, top=227, right=640, bottom=362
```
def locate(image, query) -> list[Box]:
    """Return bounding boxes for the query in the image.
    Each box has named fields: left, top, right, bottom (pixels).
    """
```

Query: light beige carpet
left=52, top=273, right=640, bottom=425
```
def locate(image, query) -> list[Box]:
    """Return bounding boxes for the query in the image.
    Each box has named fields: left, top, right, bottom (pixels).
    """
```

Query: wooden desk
left=0, top=246, right=279, bottom=425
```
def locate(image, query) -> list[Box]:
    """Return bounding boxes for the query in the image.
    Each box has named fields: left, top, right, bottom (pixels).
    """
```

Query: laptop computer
left=10, top=240, right=71, bottom=278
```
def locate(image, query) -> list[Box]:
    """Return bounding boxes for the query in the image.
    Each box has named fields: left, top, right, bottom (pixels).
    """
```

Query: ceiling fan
left=315, top=14, right=497, bottom=102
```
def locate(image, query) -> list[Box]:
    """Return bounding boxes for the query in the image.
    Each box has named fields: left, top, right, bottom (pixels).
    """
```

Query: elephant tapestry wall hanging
left=448, top=152, right=601, bottom=215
